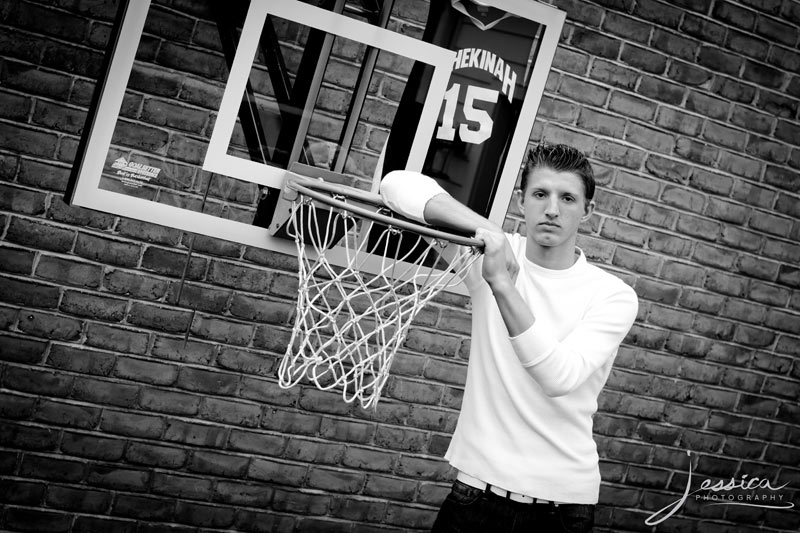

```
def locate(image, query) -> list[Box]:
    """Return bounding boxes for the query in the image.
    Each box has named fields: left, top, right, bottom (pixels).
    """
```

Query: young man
left=380, top=143, right=638, bottom=533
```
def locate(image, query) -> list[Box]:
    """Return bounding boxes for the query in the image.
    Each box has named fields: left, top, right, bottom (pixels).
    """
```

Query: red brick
left=0, top=277, right=60, bottom=309
left=626, top=324, right=669, bottom=350
left=5, top=365, right=73, bottom=396
left=103, top=269, right=169, bottom=300
left=742, top=60, right=787, bottom=89
left=608, top=91, right=656, bottom=121
left=738, top=254, right=780, bottom=281
left=663, top=403, right=708, bottom=428
left=423, top=358, right=467, bottom=386
left=141, top=247, right=206, bottom=279
left=621, top=44, right=668, bottom=74
left=298, top=388, right=353, bottom=416
left=675, top=138, right=719, bottom=166
left=8, top=216, right=75, bottom=252
left=603, top=12, right=650, bottom=43
left=363, top=474, right=416, bottom=500
left=80, top=509, right=133, bottom=530
left=628, top=201, right=677, bottom=229
left=712, top=77, right=757, bottom=104
left=34, top=393, right=105, bottom=428
left=0, top=245, right=35, bottom=274
left=61, top=432, right=125, bottom=461
left=384, top=503, right=438, bottom=529
left=396, top=455, right=450, bottom=480
left=404, top=328, right=460, bottom=357
left=618, top=173, right=663, bottom=200
left=99, top=409, right=164, bottom=440
left=112, top=493, right=175, bottom=521
left=748, top=280, right=791, bottom=307
left=778, top=265, right=800, bottom=289
left=206, top=260, right=272, bottom=294
left=18, top=309, right=82, bottom=340
left=36, top=255, right=103, bottom=288
left=190, top=314, right=254, bottom=345
left=249, top=458, right=307, bottom=486
left=85, top=323, right=149, bottom=354
left=233, top=508, right=295, bottom=533
left=46, top=485, right=112, bottom=514
left=239, top=374, right=297, bottom=406
left=737, top=394, right=779, bottom=418
left=60, top=290, right=127, bottom=321
left=113, top=356, right=177, bottom=385
left=762, top=447, right=799, bottom=475
left=319, top=417, right=376, bottom=444
left=633, top=0, right=682, bottom=26
left=0, top=392, right=35, bottom=419
left=272, top=490, right=331, bottom=516
left=86, top=465, right=150, bottom=492
left=72, top=376, right=140, bottom=408
left=0, top=122, right=59, bottom=157
left=229, top=293, right=293, bottom=324
left=0, top=478, right=46, bottom=505
left=0, top=419, right=59, bottom=451
left=152, top=472, right=213, bottom=501
left=163, top=418, right=227, bottom=447
left=74, top=233, right=142, bottom=267
left=166, top=281, right=233, bottom=314
left=20, top=454, right=87, bottom=483
left=1, top=183, right=48, bottom=216
left=4, top=508, right=73, bottom=532
left=187, top=450, right=247, bottom=478
left=201, top=397, right=261, bottom=427
left=116, top=218, right=182, bottom=245
left=557, top=76, right=609, bottom=106
left=681, top=429, right=724, bottom=453
left=214, top=480, right=273, bottom=506
left=189, top=233, right=246, bottom=257
left=331, top=496, right=387, bottom=523
left=46, top=344, right=115, bottom=376
left=127, top=302, right=192, bottom=333
left=638, top=76, right=686, bottom=106
left=757, top=89, right=797, bottom=119
left=307, top=466, right=365, bottom=493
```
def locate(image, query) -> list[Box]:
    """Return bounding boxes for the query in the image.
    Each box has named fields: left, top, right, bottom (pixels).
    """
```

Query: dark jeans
left=431, top=480, right=595, bottom=533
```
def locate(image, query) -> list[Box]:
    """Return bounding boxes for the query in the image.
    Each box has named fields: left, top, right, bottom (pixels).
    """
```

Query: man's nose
left=545, top=197, right=559, bottom=217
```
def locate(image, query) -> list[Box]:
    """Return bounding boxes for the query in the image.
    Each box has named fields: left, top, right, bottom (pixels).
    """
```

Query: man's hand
left=475, top=227, right=519, bottom=288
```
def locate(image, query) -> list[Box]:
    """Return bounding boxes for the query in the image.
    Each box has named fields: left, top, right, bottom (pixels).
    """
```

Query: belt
left=456, top=471, right=559, bottom=506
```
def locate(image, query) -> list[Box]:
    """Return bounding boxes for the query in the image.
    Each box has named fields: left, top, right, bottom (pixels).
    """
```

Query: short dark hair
left=521, top=143, right=595, bottom=204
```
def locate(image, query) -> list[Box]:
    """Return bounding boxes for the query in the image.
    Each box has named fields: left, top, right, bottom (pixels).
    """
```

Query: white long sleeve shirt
left=446, top=232, right=638, bottom=504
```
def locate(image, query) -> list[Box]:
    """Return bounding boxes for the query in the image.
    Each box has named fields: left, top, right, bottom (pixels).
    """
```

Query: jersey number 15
left=436, top=83, right=500, bottom=145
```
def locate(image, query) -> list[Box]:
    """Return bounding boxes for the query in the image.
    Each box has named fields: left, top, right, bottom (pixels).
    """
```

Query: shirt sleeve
left=379, top=170, right=446, bottom=224
left=510, top=282, right=638, bottom=397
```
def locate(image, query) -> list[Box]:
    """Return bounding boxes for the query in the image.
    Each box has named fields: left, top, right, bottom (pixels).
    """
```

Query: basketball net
left=278, top=182, right=479, bottom=409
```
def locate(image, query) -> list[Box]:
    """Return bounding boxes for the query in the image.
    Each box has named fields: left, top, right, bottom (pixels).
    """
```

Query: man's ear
left=514, top=189, right=524, bottom=212
left=581, top=199, right=595, bottom=222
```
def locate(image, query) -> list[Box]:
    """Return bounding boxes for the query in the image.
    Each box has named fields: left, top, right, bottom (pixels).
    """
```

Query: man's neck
left=526, top=240, right=579, bottom=270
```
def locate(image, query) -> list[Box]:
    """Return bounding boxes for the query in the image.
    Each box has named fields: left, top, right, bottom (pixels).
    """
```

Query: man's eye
left=563, top=196, right=575, bottom=202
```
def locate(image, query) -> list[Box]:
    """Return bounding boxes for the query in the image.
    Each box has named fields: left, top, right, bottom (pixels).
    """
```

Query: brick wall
left=0, top=0, right=798, bottom=532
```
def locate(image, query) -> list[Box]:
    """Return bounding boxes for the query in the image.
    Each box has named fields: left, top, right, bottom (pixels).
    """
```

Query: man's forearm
left=487, top=276, right=535, bottom=337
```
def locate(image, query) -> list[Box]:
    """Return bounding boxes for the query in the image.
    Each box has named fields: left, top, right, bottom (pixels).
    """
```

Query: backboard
left=66, top=0, right=565, bottom=291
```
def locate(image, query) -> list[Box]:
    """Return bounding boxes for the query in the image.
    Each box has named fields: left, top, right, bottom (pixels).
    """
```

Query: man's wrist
left=487, top=275, right=515, bottom=294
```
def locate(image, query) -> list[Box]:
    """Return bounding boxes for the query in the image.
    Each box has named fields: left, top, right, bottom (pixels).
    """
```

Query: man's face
left=518, top=166, right=594, bottom=250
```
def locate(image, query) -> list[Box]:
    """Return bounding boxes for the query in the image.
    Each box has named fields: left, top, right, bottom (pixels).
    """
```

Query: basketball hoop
left=276, top=174, right=482, bottom=408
